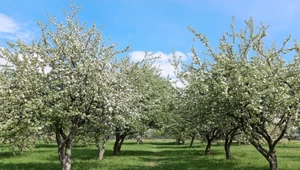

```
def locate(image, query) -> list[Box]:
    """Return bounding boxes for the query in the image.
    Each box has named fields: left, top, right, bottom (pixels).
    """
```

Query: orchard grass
left=0, top=139, right=299, bottom=170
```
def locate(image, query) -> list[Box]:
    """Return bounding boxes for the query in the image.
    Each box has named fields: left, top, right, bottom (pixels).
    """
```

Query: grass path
left=147, top=145, right=159, bottom=167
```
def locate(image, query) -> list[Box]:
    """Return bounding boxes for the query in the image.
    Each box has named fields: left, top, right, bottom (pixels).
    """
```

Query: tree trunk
left=250, top=140, right=278, bottom=170
left=205, top=140, right=212, bottom=155
left=55, top=124, right=77, bottom=170
left=57, top=138, right=72, bottom=170
left=267, top=151, right=278, bottom=170
left=136, top=136, right=142, bottom=144
left=224, top=128, right=238, bottom=160
left=190, top=136, right=195, bottom=148
left=113, top=132, right=126, bottom=156
left=200, top=127, right=222, bottom=156
left=62, top=140, right=72, bottom=170
left=118, top=133, right=126, bottom=152
left=113, top=132, right=121, bottom=156
left=96, top=135, right=108, bottom=160
left=98, top=148, right=105, bottom=160
left=224, top=137, right=231, bottom=160
left=17, top=144, right=24, bottom=153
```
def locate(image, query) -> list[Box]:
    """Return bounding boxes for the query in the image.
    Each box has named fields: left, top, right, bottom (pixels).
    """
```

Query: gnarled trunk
left=205, top=139, right=212, bottom=155
left=56, top=130, right=73, bottom=170
left=96, top=135, right=109, bottom=160
left=201, top=128, right=222, bottom=156
left=224, top=139, right=231, bottom=159
left=62, top=140, right=72, bottom=170
left=250, top=140, right=278, bottom=170
left=98, top=148, right=105, bottom=160
left=267, top=151, right=278, bottom=170
left=113, top=132, right=126, bottom=156
left=224, top=128, right=238, bottom=160
left=55, top=123, right=78, bottom=170
left=247, top=115, right=291, bottom=170
left=190, top=136, right=195, bottom=148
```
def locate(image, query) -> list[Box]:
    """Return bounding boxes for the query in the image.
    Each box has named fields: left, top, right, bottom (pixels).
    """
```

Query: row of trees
left=167, top=19, right=300, bottom=170
left=0, top=5, right=299, bottom=170
left=0, top=6, right=174, bottom=170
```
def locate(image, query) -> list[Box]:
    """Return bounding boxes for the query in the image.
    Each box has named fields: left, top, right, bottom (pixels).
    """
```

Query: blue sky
left=1, top=0, right=300, bottom=80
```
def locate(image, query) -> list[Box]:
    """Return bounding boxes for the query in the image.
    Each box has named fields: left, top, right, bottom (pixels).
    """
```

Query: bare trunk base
left=136, top=137, right=142, bottom=144
left=190, top=136, right=195, bottom=148
left=225, top=145, right=231, bottom=159
left=55, top=125, right=77, bottom=170
left=62, top=154, right=71, bottom=170
left=224, top=134, right=233, bottom=160
left=57, top=139, right=72, bottom=170
left=200, top=128, right=222, bottom=156
left=205, top=141, right=212, bottom=155
left=224, top=128, right=238, bottom=160
left=113, top=133, right=126, bottom=156
left=267, top=152, right=278, bottom=170
left=96, top=135, right=108, bottom=160
left=250, top=140, right=278, bottom=170
left=98, top=149, right=105, bottom=160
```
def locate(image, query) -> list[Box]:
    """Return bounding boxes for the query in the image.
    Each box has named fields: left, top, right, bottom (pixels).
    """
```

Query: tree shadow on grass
left=142, top=157, right=266, bottom=170
left=275, top=145, right=300, bottom=149
left=279, top=155, right=300, bottom=161
left=0, top=152, right=17, bottom=159
left=71, top=147, right=157, bottom=160
left=120, top=150, right=155, bottom=157
left=0, top=141, right=273, bottom=170
left=157, top=149, right=224, bottom=158
left=35, top=144, right=57, bottom=149
left=154, top=145, right=194, bottom=149
left=0, top=162, right=60, bottom=170
left=145, top=142, right=177, bottom=146
left=0, top=159, right=147, bottom=170
left=0, top=143, right=269, bottom=170
left=136, top=149, right=266, bottom=170
left=119, top=143, right=267, bottom=170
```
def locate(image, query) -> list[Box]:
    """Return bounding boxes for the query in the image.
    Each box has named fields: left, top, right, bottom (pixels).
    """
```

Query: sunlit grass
left=0, top=139, right=299, bottom=170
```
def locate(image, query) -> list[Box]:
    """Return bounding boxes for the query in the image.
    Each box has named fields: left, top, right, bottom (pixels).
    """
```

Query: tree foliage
left=172, top=18, right=300, bottom=170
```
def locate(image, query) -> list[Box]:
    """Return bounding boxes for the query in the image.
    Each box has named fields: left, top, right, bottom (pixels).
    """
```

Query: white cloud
left=0, top=13, right=33, bottom=42
left=130, top=51, right=147, bottom=62
left=129, top=51, right=187, bottom=78
left=0, top=13, right=19, bottom=34
left=129, top=51, right=188, bottom=87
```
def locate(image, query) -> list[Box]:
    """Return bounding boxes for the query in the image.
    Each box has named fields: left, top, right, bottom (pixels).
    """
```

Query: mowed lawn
left=0, top=139, right=299, bottom=170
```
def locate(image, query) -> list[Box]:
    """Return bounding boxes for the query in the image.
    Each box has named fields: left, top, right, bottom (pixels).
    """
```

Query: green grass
left=0, top=139, right=300, bottom=170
